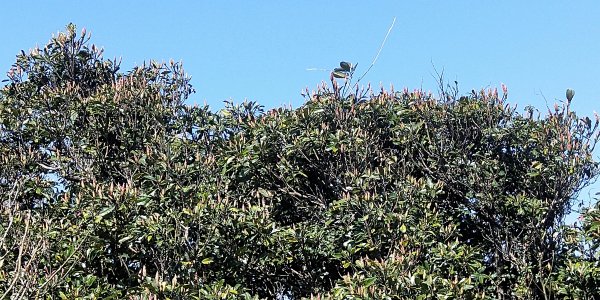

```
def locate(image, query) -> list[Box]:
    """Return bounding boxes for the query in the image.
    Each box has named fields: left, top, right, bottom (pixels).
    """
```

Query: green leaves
left=566, top=88, right=575, bottom=102
left=340, top=61, right=352, bottom=72
left=331, top=61, right=355, bottom=79
left=331, top=70, right=347, bottom=79
left=1, top=24, right=599, bottom=300
left=95, top=205, right=115, bottom=223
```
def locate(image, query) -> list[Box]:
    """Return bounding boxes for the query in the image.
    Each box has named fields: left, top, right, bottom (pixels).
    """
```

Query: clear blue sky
left=2, top=1, right=599, bottom=216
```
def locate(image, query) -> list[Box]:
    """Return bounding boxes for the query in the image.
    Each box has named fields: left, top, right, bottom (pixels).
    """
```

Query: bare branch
left=355, top=17, right=396, bottom=86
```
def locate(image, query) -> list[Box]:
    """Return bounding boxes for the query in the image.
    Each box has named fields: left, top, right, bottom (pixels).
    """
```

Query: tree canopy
left=1, top=24, right=599, bottom=299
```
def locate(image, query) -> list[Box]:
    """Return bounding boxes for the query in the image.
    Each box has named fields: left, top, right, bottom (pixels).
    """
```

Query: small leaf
left=340, top=61, right=352, bottom=71
left=118, top=236, right=132, bottom=244
left=257, top=188, right=273, bottom=198
left=202, top=258, right=214, bottom=265
left=98, top=205, right=115, bottom=218
left=363, top=277, right=377, bottom=287
left=566, top=88, right=575, bottom=102
left=332, top=71, right=347, bottom=78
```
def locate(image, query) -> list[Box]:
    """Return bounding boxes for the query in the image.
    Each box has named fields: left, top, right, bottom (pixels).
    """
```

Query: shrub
left=1, top=24, right=599, bottom=299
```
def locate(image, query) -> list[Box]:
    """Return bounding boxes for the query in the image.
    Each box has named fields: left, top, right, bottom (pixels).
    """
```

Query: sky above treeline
left=2, top=1, right=600, bottom=216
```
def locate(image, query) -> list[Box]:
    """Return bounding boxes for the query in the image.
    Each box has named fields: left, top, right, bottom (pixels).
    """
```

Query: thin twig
left=355, top=17, right=396, bottom=86
left=36, top=231, right=89, bottom=294
left=1, top=211, right=30, bottom=300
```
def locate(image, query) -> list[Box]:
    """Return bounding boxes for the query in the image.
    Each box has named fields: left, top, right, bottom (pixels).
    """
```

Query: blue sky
left=2, top=1, right=599, bottom=216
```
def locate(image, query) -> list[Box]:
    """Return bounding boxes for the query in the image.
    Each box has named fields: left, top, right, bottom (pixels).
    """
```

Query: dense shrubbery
left=1, top=24, right=599, bottom=299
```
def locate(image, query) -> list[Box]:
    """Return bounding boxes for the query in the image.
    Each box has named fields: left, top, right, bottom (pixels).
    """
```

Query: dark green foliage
left=1, top=24, right=599, bottom=299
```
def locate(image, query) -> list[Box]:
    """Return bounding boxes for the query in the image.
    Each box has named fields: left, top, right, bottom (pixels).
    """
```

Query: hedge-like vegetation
left=1, top=24, right=599, bottom=299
